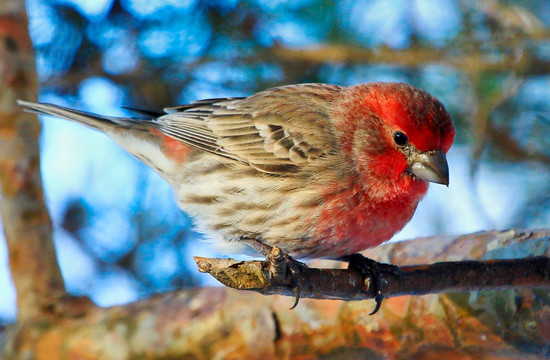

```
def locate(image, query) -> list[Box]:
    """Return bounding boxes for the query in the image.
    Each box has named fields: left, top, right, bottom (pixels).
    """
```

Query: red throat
left=311, top=175, right=428, bottom=258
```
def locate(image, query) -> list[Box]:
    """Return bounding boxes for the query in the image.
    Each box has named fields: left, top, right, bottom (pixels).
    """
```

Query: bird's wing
left=155, top=84, right=343, bottom=174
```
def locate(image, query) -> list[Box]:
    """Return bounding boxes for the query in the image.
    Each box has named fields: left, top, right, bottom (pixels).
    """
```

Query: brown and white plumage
left=18, top=82, right=455, bottom=258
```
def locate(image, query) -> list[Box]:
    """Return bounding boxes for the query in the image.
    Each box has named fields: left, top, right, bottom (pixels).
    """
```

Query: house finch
left=18, top=82, right=455, bottom=259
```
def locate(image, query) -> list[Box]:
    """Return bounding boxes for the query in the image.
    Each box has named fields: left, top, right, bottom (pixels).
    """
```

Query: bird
left=18, top=82, right=455, bottom=261
left=20, top=82, right=455, bottom=313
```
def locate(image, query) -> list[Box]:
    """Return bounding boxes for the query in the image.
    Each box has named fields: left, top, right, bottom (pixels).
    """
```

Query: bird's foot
left=266, top=246, right=309, bottom=309
left=241, top=237, right=307, bottom=309
left=343, top=253, right=402, bottom=315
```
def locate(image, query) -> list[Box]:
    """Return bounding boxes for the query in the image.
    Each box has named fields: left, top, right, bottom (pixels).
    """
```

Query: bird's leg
left=241, top=237, right=308, bottom=309
left=342, top=253, right=402, bottom=315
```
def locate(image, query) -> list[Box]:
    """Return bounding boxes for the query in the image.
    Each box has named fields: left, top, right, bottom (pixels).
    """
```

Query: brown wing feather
left=154, top=84, right=343, bottom=174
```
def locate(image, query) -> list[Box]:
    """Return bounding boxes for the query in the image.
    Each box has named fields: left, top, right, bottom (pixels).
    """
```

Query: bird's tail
left=17, top=100, right=185, bottom=180
left=17, top=100, right=136, bottom=132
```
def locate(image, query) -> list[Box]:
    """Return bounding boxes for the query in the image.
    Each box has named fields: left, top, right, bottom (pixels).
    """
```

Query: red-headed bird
left=19, top=82, right=455, bottom=259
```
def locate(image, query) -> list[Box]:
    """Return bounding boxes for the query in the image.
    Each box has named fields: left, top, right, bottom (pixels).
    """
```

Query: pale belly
left=175, top=169, right=426, bottom=259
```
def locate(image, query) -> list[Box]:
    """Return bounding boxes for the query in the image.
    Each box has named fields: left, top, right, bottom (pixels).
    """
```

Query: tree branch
left=267, top=43, right=550, bottom=75
left=195, top=229, right=550, bottom=300
left=4, top=229, right=550, bottom=359
left=0, top=5, right=68, bottom=322
left=195, top=253, right=550, bottom=301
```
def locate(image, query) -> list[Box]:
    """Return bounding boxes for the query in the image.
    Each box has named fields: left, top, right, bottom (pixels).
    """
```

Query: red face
left=335, top=82, right=455, bottom=186
left=373, top=83, right=455, bottom=154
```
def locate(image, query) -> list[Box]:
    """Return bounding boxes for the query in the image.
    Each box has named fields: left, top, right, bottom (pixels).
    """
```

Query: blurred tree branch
left=268, top=43, right=549, bottom=75
left=0, top=3, right=71, bottom=322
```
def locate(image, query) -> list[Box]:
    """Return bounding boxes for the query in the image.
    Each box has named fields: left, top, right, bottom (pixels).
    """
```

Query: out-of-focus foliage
left=2, top=0, right=549, bottom=321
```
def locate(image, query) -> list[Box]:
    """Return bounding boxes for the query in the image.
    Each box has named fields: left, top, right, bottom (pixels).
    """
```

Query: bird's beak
left=407, top=149, right=449, bottom=186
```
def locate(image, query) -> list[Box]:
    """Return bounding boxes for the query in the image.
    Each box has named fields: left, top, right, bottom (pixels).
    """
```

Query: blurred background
left=1, top=0, right=550, bottom=323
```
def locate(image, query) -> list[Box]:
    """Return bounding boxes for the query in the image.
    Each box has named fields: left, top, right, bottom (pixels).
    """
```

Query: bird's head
left=335, top=82, right=455, bottom=191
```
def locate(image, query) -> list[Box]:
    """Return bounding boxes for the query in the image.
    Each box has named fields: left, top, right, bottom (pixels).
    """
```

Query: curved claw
left=369, top=293, right=383, bottom=315
left=288, top=259, right=304, bottom=310
left=289, top=287, right=301, bottom=310
left=254, top=242, right=306, bottom=310
left=343, top=253, right=398, bottom=316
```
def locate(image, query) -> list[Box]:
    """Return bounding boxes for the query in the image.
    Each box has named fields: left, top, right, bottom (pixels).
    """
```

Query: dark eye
left=393, top=131, right=408, bottom=146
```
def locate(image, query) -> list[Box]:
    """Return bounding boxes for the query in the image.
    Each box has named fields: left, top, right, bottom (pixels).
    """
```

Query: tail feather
left=17, top=100, right=136, bottom=132
left=17, top=100, right=186, bottom=179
